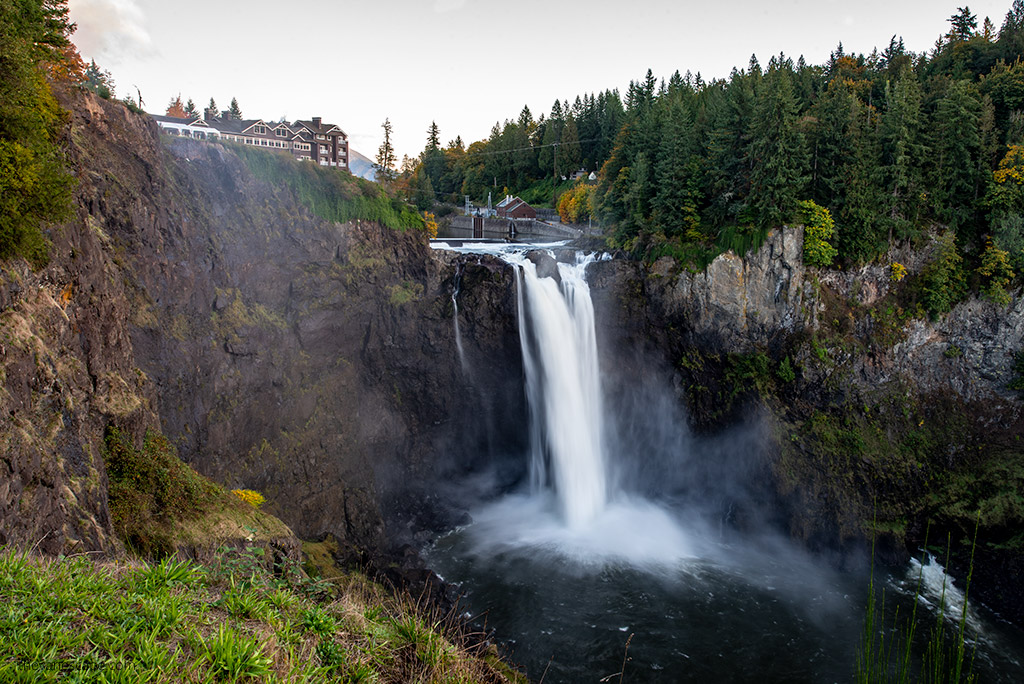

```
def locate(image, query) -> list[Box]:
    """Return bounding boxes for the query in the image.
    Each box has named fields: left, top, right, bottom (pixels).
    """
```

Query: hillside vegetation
left=409, top=3, right=1024, bottom=299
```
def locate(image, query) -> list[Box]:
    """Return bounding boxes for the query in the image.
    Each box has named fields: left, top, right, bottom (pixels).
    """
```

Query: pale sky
left=69, top=0, right=1015, bottom=163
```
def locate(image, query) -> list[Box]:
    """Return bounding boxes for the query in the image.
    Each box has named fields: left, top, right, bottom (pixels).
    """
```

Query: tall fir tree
left=653, top=98, right=701, bottom=237
left=703, top=69, right=757, bottom=227
left=746, top=58, right=807, bottom=228
left=228, top=97, right=242, bottom=120
left=1000, top=0, right=1024, bottom=60
left=426, top=121, right=440, bottom=150
left=558, top=116, right=582, bottom=175
left=880, top=72, right=928, bottom=240
left=931, top=80, right=982, bottom=231
left=948, top=6, right=978, bottom=42
left=376, top=118, right=396, bottom=183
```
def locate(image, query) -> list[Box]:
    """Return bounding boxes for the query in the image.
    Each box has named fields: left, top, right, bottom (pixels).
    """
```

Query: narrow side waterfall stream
left=429, top=241, right=1024, bottom=682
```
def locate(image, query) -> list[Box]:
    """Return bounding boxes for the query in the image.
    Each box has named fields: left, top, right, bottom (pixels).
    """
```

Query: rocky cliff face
left=590, top=226, right=1023, bottom=414
left=586, top=226, right=1024, bottom=620
left=0, top=88, right=527, bottom=561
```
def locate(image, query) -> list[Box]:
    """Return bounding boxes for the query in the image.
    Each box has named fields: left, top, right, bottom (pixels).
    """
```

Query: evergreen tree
left=558, top=116, right=581, bottom=175
left=228, top=97, right=242, bottom=120
left=879, top=72, right=927, bottom=240
left=595, top=89, right=624, bottom=166
left=1000, top=0, right=1024, bottom=59
left=184, top=98, right=197, bottom=117
left=838, top=98, right=887, bottom=263
left=412, top=167, right=434, bottom=210
left=514, top=106, right=537, bottom=182
left=653, top=98, right=700, bottom=236
left=703, top=70, right=757, bottom=226
left=538, top=121, right=557, bottom=176
left=422, top=121, right=445, bottom=194
left=746, top=58, right=807, bottom=228
left=376, top=118, right=396, bottom=183
left=0, top=0, right=76, bottom=264
left=206, top=97, right=218, bottom=118
left=948, top=6, right=978, bottom=42
left=83, top=60, right=114, bottom=97
left=983, top=16, right=996, bottom=41
left=931, top=80, right=982, bottom=231
left=809, top=79, right=856, bottom=213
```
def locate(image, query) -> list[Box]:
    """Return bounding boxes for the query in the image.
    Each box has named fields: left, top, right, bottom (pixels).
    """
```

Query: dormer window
left=254, top=125, right=267, bottom=135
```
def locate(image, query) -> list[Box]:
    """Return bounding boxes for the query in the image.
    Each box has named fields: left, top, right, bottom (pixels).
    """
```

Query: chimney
left=204, top=108, right=213, bottom=122
left=312, top=116, right=321, bottom=128
left=221, top=111, right=230, bottom=121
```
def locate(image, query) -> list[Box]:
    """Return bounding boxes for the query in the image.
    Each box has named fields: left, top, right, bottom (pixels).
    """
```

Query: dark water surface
left=428, top=522, right=1024, bottom=683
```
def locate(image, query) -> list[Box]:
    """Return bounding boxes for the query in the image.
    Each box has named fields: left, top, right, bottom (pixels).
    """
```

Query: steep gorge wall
left=587, top=226, right=1024, bottom=619
left=0, top=88, right=527, bottom=560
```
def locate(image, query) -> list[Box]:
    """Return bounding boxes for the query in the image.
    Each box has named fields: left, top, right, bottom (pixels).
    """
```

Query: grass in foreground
left=0, top=546, right=521, bottom=683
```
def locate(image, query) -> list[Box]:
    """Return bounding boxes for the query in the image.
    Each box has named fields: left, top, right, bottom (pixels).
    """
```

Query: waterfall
left=508, top=252, right=607, bottom=528
left=431, top=240, right=694, bottom=566
left=451, top=261, right=468, bottom=372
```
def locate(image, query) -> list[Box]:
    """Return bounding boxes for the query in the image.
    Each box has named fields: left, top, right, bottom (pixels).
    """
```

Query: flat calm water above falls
left=427, top=241, right=1024, bottom=682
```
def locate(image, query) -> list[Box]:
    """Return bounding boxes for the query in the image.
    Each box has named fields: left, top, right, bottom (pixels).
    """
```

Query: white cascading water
left=432, top=241, right=694, bottom=566
left=511, top=252, right=607, bottom=528
left=451, top=261, right=468, bottom=373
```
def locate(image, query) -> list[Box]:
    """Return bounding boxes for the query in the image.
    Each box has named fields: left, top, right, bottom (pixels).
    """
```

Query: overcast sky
left=69, top=0, right=1015, bottom=162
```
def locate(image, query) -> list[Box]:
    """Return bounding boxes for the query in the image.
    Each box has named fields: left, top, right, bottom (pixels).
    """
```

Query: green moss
left=388, top=281, right=423, bottom=307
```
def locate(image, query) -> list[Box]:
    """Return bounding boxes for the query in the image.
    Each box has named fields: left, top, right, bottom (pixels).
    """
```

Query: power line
left=440, top=136, right=612, bottom=159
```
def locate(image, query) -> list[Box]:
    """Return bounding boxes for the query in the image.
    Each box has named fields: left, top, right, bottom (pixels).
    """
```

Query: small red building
left=496, top=195, right=537, bottom=219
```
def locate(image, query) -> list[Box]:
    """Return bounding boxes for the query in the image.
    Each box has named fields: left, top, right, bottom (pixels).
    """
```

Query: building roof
left=205, top=118, right=269, bottom=134
left=151, top=114, right=205, bottom=126
left=506, top=199, right=529, bottom=213
left=292, top=118, right=347, bottom=138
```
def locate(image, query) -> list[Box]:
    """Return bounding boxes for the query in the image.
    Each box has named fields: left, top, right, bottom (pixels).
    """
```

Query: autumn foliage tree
left=166, top=94, right=186, bottom=118
left=557, top=182, right=594, bottom=224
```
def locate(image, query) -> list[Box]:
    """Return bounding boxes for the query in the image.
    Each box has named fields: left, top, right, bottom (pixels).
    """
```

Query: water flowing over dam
left=428, top=240, right=1024, bottom=682
left=514, top=252, right=607, bottom=527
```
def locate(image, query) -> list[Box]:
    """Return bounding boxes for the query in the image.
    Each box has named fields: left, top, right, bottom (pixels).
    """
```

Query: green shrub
left=799, top=199, right=838, bottom=267
left=777, top=356, right=796, bottom=383
left=977, top=240, right=1015, bottom=307
left=103, top=427, right=217, bottom=556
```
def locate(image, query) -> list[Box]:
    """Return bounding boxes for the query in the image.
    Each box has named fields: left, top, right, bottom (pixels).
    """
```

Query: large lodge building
left=151, top=110, right=349, bottom=170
